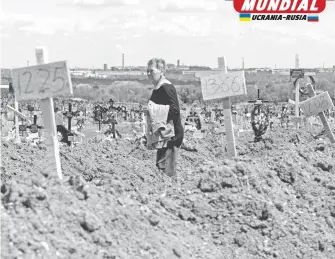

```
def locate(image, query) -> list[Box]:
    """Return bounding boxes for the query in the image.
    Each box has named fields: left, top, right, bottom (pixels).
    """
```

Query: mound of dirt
left=1, top=126, right=335, bottom=259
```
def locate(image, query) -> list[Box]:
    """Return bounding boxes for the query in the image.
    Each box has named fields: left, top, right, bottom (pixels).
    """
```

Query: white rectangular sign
left=200, top=71, right=247, bottom=101
left=193, top=130, right=203, bottom=139
left=300, top=91, right=334, bottom=117
left=11, top=61, right=73, bottom=101
left=215, top=127, right=225, bottom=133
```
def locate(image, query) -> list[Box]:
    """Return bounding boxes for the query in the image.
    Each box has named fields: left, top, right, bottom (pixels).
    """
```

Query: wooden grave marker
left=299, top=84, right=335, bottom=143
left=196, top=58, right=247, bottom=158
left=10, top=47, right=73, bottom=180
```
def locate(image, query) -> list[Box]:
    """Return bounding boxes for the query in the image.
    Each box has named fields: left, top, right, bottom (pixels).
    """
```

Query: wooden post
left=111, top=116, right=116, bottom=139
left=36, top=47, right=63, bottom=180
left=142, top=112, right=146, bottom=136
left=295, top=60, right=300, bottom=130
left=221, top=58, right=237, bottom=158
left=14, top=97, right=20, bottom=141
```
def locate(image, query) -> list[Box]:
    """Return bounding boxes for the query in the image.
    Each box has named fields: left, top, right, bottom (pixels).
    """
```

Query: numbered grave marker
left=11, top=61, right=73, bottom=101
left=9, top=47, right=73, bottom=180
left=299, top=92, right=333, bottom=117
left=300, top=85, right=335, bottom=143
left=199, top=71, right=247, bottom=101
left=196, top=57, right=247, bottom=158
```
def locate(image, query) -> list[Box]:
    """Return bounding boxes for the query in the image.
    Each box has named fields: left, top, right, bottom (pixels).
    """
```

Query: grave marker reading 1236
left=10, top=47, right=73, bottom=180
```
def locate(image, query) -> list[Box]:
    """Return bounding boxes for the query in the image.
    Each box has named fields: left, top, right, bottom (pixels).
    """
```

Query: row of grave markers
left=9, top=49, right=335, bottom=180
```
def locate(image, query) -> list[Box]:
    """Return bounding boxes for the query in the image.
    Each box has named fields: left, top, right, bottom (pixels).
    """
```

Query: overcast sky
left=1, top=0, right=334, bottom=69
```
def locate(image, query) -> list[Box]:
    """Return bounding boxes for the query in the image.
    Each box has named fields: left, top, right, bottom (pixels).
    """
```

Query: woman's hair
left=147, top=58, right=166, bottom=75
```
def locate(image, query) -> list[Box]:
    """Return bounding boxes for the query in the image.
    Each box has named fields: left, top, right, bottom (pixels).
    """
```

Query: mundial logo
left=232, top=0, right=329, bottom=22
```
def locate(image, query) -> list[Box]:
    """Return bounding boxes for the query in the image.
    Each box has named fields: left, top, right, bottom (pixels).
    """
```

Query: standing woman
left=147, top=58, right=184, bottom=178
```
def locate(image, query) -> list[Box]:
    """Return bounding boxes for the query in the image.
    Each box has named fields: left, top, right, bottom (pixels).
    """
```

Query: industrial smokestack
left=122, top=53, right=124, bottom=71
left=295, top=54, right=299, bottom=69
left=218, top=56, right=227, bottom=72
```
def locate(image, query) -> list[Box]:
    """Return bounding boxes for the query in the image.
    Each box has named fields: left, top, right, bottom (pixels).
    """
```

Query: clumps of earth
left=1, top=126, right=335, bottom=259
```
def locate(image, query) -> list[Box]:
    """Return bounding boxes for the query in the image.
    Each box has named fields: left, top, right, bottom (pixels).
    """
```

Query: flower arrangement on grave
left=251, top=105, right=270, bottom=142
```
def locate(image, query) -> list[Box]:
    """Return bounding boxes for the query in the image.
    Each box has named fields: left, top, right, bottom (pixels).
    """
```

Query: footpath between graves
left=1, top=127, right=335, bottom=259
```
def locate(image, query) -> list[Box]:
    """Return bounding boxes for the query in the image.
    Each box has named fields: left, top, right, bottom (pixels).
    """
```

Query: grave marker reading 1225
left=11, top=61, right=72, bottom=101
left=200, top=71, right=247, bottom=101
left=299, top=92, right=333, bottom=117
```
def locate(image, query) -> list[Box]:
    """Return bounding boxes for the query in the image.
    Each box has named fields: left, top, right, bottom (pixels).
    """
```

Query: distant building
left=189, top=66, right=211, bottom=71
left=182, top=71, right=196, bottom=75
left=295, top=54, right=299, bottom=68
left=177, top=59, right=180, bottom=67
left=273, top=69, right=290, bottom=75
left=176, top=65, right=189, bottom=70
left=104, top=64, right=108, bottom=70
left=256, top=68, right=273, bottom=74
left=167, top=63, right=176, bottom=69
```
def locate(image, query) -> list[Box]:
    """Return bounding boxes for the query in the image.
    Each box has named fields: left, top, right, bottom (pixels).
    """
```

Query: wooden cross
left=248, top=88, right=269, bottom=113
left=108, top=114, right=117, bottom=138
left=63, top=103, right=76, bottom=132
left=28, top=114, right=43, bottom=134
left=93, top=105, right=103, bottom=131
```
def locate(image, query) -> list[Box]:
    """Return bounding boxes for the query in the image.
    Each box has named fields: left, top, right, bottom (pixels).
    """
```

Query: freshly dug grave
left=1, top=126, right=335, bottom=259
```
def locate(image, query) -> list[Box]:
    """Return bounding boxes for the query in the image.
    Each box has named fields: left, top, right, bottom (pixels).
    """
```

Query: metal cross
left=63, top=103, right=76, bottom=132
left=248, top=88, right=269, bottom=113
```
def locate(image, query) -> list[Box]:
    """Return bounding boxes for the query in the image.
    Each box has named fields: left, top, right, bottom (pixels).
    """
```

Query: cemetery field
left=2, top=121, right=335, bottom=259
